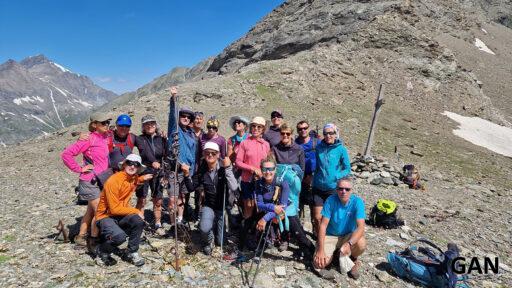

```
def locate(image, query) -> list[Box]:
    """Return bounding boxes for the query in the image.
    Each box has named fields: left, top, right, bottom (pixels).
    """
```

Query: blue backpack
left=387, top=239, right=470, bottom=288
left=275, top=164, right=303, bottom=217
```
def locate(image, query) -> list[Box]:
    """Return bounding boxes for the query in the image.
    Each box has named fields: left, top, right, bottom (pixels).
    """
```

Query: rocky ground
left=0, top=127, right=510, bottom=287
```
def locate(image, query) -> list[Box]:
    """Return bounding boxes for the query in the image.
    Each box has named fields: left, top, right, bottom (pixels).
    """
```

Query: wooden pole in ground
left=363, top=84, right=385, bottom=159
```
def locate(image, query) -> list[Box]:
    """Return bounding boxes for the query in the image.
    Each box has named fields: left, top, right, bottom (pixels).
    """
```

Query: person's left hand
left=181, top=164, right=190, bottom=177
left=340, top=242, right=351, bottom=256
left=256, top=219, right=266, bottom=231
left=222, top=157, right=231, bottom=168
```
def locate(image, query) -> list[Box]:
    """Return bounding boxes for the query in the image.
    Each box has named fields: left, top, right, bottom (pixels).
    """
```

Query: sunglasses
left=207, top=125, right=218, bottom=130
left=125, top=160, right=141, bottom=168
left=336, top=187, right=352, bottom=192
left=261, top=167, right=276, bottom=173
left=297, top=127, right=309, bottom=131
left=271, top=115, right=283, bottom=119
left=251, top=125, right=264, bottom=130
left=100, top=120, right=111, bottom=126
left=234, top=120, right=244, bottom=125
left=280, top=132, right=292, bottom=136
left=143, top=122, right=156, bottom=126
left=180, top=114, right=192, bottom=120
left=204, top=151, right=218, bottom=157
left=323, top=131, right=336, bottom=136
left=117, top=124, right=131, bottom=128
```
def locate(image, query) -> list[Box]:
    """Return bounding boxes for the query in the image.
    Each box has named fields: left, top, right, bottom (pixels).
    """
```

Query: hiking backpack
left=107, top=132, right=135, bottom=153
left=275, top=164, right=303, bottom=217
left=402, top=164, right=423, bottom=189
left=387, top=239, right=470, bottom=288
left=367, top=199, right=404, bottom=229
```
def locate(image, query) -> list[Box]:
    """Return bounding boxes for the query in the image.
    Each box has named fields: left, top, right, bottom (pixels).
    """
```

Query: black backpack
left=367, top=199, right=404, bottom=229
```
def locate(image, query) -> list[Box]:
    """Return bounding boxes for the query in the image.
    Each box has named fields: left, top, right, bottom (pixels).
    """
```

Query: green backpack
left=368, top=199, right=404, bottom=229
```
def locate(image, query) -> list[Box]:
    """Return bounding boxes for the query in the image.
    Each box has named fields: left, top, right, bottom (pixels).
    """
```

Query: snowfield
left=443, top=111, right=512, bottom=157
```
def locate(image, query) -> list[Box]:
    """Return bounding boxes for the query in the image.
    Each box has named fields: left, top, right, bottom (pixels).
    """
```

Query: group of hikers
left=60, top=86, right=367, bottom=279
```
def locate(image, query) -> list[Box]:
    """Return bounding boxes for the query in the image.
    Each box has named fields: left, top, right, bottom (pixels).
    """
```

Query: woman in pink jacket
left=61, top=112, right=111, bottom=249
left=235, top=116, right=270, bottom=250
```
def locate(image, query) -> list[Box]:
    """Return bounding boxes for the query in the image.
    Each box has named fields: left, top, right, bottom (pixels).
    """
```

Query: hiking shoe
left=316, top=269, right=336, bottom=280
left=154, top=224, right=166, bottom=236
left=203, top=245, right=213, bottom=256
left=348, top=260, right=361, bottom=280
left=123, top=252, right=145, bottom=266
left=95, top=246, right=117, bottom=266
left=74, top=234, right=87, bottom=247
left=87, top=237, right=99, bottom=254
left=278, top=241, right=288, bottom=252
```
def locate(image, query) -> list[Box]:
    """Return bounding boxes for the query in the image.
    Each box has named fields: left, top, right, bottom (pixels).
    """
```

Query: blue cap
left=116, top=114, right=132, bottom=126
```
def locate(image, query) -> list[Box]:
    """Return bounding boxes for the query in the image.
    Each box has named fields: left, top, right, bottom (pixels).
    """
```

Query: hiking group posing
left=60, top=86, right=366, bottom=279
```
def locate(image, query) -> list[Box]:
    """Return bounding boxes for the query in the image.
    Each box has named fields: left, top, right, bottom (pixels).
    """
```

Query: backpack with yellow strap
left=367, top=199, right=404, bottom=229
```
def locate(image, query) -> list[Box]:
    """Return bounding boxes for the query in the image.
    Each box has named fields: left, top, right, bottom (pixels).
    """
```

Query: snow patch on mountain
left=73, top=99, right=93, bottom=108
left=13, top=96, right=44, bottom=105
left=443, top=111, right=512, bottom=157
left=474, top=38, right=495, bottom=55
left=51, top=62, right=70, bottom=73
left=30, top=114, right=55, bottom=129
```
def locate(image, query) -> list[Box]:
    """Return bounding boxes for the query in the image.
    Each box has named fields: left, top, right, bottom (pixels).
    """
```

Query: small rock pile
left=351, top=154, right=404, bottom=186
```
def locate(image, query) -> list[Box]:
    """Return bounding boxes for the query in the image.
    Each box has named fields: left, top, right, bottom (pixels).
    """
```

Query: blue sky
left=0, top=0, right=284, bottom=94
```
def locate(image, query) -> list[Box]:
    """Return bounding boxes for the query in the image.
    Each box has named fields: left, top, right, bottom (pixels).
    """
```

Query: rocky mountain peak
left=19, top=54, right=51, bottom=68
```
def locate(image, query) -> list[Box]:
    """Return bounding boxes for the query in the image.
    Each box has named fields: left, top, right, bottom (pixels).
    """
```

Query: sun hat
left=118, top=154, right=146, bottom=173
left=250, top=116, right=266, bottom=126
left=229, top=116, right=249, bottom=131
left=204, top=142, right=220, bottom=152
left=90, top=112, right=112, bottom=123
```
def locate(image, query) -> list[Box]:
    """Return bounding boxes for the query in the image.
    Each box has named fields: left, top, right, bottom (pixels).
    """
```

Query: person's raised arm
left=167, top=86, right=178, bottom=152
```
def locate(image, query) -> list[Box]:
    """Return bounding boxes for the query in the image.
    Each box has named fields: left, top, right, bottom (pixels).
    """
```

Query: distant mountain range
left=0, top=54, right=118, bottom=145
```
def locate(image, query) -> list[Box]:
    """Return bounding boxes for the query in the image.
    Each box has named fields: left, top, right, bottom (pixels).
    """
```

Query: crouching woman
left=95, top=154, right=153, bottom=266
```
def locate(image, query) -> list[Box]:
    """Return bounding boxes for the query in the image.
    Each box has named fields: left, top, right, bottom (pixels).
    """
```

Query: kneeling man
left=95, top=154, right=153, bottom=266
left=314, top=177, right=366, bottom=279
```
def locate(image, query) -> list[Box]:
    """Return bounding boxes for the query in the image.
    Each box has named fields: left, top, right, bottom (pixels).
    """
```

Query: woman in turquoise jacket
left=311, top=123, right=351, bottom=237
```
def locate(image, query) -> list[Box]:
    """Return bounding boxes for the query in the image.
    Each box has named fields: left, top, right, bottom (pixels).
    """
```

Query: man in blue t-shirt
left=313, top=177, right=367, bottom=280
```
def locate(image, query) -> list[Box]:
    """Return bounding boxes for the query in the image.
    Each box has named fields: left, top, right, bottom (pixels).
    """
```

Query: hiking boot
left=203, top=244, right=213, bottom=256
left=123, top=252, right=145, bottom=266
left=154, top=224, right=166, bottom=237
left=316, top=269, right=336, bottom=280
left=278, top=241, right=288, bottom=252
left=74, top=234, right=87, bottom=247
left=95, top=246, right=117, bottom=266
left=348, top=259, right=361, bottom=280
left=87, top=236, right=99, bottom=254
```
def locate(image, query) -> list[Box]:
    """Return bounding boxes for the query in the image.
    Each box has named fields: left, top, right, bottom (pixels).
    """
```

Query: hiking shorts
left=240, top=181, right=255, bottom=200
left=167, top=173, right=188, bottom=197
left=311, top=188, right=335, bottom=207
left=77, top=180, right=100, bottom=201
left=317, top=234, right=352, bottom=258
left=136, top=170, right=164, bottom=199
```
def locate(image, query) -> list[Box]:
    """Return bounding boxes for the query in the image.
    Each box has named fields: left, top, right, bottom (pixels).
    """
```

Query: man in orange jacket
left=95, top=154, right=153, bottom=266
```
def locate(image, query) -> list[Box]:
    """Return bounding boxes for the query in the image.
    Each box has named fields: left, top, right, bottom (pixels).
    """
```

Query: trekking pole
left=249, top=222, right=272, bottom=288
left=168, top=87, right=181, bottom=271
left=220, top=145, right=228, bottom=260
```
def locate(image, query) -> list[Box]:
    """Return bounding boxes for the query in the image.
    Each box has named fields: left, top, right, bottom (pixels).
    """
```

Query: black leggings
left=284, top=215, right=315, bottom=252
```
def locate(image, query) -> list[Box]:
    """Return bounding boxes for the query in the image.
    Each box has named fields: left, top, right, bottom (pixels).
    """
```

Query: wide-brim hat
left=118, top=154, right=146, bottom=174
left=229, top=116, right=249, bottom=131
left=250, top=116, right=266, bottom=126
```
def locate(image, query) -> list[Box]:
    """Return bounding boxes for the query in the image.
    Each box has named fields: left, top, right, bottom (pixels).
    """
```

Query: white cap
left=118, top=153, right=146, bottom=173
left=203, top=142, right=220, bottom=152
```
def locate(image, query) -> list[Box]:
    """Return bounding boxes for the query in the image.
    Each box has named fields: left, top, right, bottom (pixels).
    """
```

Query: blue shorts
left=240, top=181, right=255, bottom=200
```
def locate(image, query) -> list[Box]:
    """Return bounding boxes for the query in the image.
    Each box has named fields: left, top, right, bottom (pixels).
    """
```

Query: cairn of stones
left=351, top=154, right=403, bottom=186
